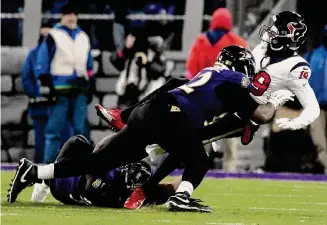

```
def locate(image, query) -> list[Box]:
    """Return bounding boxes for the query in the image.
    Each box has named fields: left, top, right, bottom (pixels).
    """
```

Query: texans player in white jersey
left=251, top=11, right=319, bottom=129
left=212, top=11, right=320, bottom=155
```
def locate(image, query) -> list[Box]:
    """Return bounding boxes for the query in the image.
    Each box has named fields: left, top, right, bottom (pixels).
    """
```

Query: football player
left=23, top=135, right=152, bottom=207
left=212, top=11, right=320, bottom=174
left=8, top=46, right=293, bottom=213
left=27, top=135, right=177, bottom=207
left=250, top=11, right=319, bottom=129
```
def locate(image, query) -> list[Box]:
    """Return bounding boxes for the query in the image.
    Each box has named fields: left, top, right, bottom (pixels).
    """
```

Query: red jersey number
left=299, top=70, right=309, bottom=79
left=251, top=71, right=271, bottom=96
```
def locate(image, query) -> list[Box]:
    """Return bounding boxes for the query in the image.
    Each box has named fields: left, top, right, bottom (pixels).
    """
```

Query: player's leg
left=54, top=135, right=93, bottom=163
left=147, top=103, right=211, bottom=212
left=52, top=126, right=148, bottom=177
left=163, top=128, right=211, bottom=213
left=8, top=121, right=150, bottom=203
left=31, top=135, right=93, bottom=203
left=95, top=77, right=189, bottom=131
left=125, top=94, right=210, bottom=212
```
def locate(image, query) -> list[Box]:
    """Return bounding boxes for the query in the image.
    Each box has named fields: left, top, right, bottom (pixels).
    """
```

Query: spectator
left=21, top=23, right=73, bottom=163
left=112, top=3, right=175, bottom=109
left=185, top=8, right=247, bottom=172
left=305, top=24, right=327, bottom=171
left=35, top=3, right=94, bottom=162
left=185, top=8, right=247, bottom=79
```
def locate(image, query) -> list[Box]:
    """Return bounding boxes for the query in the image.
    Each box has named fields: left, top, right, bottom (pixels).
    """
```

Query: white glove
left=267, top=90, right=295, bottom=110
left=275, top=118, right=305, bottom=130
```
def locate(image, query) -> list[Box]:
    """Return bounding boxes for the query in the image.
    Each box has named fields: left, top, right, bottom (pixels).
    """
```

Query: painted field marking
left=209, top=193, right=318, bottom=198
left=0, top=213, right=20, bottom=216
left=249, top=207, right=326, bottom=213
left=271, top=201, right=327, bottom=205
left=149, top=220, right=243, bottom=225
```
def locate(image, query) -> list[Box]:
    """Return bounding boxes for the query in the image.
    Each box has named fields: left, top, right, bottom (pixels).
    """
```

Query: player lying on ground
left=28, top=135, right=180, bottom=207
left=8, top=46, right=294, bottom=213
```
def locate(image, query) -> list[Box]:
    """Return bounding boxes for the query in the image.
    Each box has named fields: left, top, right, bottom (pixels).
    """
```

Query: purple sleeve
left=213, top=69, right=252, bottom=90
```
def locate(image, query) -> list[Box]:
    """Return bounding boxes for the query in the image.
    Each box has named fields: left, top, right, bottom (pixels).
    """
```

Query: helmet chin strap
left=267, top=44, right=295, bottom=58
left=244, top=66, right=248, bottom=77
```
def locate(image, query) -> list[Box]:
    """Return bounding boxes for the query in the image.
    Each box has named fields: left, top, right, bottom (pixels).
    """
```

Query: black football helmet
left=120, top=161, right=151, bottom=190
left=215, top=45, right=256, bottom=78
left=259, top=11, right=307, bottom=52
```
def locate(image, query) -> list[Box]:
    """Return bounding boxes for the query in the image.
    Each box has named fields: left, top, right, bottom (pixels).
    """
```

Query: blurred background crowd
left=1, top=0, right=327, bottom=174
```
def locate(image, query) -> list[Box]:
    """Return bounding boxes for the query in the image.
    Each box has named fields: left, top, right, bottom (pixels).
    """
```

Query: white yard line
left=210, top=193, right=318, bottom=198
left=211, top=185, right=327, bottom=191
left=0, top=213, right=20, bottom=216
left=249, top=207, right=326, bottom=213
left=271, top=201, right=327, bottom=205
left=149, top=220, right=243, bottom=225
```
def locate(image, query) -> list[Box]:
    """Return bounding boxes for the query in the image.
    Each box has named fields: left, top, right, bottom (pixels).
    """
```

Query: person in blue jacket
left=21, top=23, right=73, bottom=163
left=305, top=24, right=327, bottom=171
left=35, top=3, right=94, bottom=163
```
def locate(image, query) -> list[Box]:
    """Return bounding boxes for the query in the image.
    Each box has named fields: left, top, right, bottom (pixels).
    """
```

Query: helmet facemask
left=259, top=15, right=307, bottom=53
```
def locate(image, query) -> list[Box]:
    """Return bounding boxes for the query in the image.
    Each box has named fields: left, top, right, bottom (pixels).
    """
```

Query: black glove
left=241, top=122, right=260, bottom=145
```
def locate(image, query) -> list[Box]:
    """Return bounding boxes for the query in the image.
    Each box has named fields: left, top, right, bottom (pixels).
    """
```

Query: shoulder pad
left=290, top=61, right=310, bottom=72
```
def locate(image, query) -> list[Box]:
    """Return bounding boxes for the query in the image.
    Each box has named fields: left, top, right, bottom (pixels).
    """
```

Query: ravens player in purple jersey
left=8, top=46, right=293, bottom=213
left=28, top=135, right=152, bottom=207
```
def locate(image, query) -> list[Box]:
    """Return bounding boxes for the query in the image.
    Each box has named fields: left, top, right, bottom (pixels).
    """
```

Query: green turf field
left=2, top=171, right=327, bottom=225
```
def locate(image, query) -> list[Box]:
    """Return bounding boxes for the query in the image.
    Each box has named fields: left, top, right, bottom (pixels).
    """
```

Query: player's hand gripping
left=275, top=118, right=306, bottom=130
left=267, top=90, right=295, bottom=110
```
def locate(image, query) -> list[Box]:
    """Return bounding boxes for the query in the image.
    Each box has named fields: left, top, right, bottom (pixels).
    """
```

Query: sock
left=176, top=181, right=194, bottom=196
left=37, top=164, right=54, bottom=180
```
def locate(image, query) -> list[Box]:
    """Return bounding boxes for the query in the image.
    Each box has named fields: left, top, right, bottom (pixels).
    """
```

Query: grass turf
left=2, top=171, right=327, bottom=225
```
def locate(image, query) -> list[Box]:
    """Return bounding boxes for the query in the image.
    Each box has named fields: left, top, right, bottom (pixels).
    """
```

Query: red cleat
left=95, top=104, right=126, bottom=132
left=124, top=188, right=147, bottom=210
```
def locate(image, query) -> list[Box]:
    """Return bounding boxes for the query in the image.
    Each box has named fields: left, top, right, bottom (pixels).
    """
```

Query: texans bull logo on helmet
left=287, top=21, right=307, bottom=42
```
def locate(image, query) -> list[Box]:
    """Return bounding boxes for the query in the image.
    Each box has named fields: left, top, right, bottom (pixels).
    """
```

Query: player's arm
left=216, top=83, right=277, bottom=124
left=276, top=66, right=320, bottom=130
left=215, top=70, right=288, bottom=124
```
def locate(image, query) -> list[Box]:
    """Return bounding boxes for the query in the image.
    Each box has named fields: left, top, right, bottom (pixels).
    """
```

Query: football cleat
left=31, top=181, right=50, bottom=202
left=166, top=192, right=212, bottom=213
left=124, top=187, right=147, bottom=210
left=7, top=158, right=35, bottom=203
left=95, top=104, right=126, bottom=132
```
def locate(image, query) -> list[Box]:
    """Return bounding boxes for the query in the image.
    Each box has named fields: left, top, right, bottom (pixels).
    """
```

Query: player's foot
left=31, top=181, right=50, bottom=202
left=7, top=158, right=36, bottom=203
left=166, top=192, right=212, bottom=213
left=95, top=104, right=125, bottom=132
left=124, top=187, right=146, bottom=210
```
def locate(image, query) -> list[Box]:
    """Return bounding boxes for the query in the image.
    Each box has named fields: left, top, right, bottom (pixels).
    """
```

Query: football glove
left=241, top=122, right=260, bottom=145
left=267, top=90, right=295, bottom=110
left=275, top=117, right=306, bottom=130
